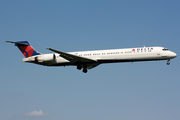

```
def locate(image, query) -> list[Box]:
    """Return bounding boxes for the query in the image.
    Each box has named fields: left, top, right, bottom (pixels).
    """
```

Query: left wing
left=46, top=48, right=97, bottom=64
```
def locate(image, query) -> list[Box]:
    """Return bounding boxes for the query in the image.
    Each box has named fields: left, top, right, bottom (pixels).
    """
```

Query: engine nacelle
left=36, top=54, right=56, bottom=62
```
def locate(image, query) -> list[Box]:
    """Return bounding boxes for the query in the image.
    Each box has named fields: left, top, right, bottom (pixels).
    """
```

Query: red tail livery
left=6, top=41, right=41, bottom=58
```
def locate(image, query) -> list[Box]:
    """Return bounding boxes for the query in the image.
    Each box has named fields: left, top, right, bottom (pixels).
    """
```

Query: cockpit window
left=162, top=48, right=168, bottom=51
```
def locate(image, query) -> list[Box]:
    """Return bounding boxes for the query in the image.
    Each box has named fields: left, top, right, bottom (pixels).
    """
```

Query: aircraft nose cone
left=171, top=52, right=177, bottom=58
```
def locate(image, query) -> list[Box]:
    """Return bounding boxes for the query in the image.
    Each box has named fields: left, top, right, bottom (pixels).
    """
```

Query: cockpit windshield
left=162, top=48, right=168, bottom=51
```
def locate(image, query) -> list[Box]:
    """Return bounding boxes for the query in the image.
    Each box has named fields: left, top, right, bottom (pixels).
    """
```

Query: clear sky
left=1, top=0, right=180, bottom=120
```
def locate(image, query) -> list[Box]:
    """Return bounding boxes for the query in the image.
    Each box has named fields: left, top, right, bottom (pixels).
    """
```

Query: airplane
left=5, top=41, right=177, bottom=73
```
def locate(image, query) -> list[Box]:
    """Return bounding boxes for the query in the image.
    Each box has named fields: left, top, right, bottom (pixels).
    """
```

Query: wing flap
left=86, top=63, right=100, bottom=69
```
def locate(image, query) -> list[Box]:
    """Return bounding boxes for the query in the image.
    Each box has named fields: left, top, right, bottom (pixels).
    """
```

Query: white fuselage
left=23, top=46, right=177, bottom=67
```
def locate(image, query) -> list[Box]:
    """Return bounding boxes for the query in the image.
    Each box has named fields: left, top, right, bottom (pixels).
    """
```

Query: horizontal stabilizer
left=5, top=41, right=29, bottom=46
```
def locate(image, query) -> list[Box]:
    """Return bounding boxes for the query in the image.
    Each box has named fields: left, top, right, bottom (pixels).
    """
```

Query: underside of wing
left=86, top=63, right=100, bottom=69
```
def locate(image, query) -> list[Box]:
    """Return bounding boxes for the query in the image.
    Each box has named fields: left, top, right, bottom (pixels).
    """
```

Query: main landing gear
left=77, top=65, right=82, bottom=70
left=77, top=65, right=88, bottom=73
left=167, top=59, right=170, bottom=65
left=83, top=68, right=88, bottom=73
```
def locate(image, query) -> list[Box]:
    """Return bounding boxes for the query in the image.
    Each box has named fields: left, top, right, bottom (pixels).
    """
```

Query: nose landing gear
left=167, top=59, right=170, bottom=65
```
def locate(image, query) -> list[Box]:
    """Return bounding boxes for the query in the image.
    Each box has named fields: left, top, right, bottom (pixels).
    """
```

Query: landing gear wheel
left=77, top=65, right=82, bottom=70
left=167, top=59, right=170, bottom=65
left=83, top=68, right=87, bottom=73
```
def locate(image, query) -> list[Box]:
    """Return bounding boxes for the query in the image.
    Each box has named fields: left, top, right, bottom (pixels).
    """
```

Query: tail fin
left=6, top=41, right=41, bottom=58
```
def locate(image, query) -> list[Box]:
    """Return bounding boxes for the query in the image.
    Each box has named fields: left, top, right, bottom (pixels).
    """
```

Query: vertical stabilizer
left=6, top=41, right=41, bottom=58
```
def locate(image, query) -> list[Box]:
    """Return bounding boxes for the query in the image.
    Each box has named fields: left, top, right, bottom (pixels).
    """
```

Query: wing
left=86, top=63, right=100, bottom=69
left=46, top=48, right=97, bottom=64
